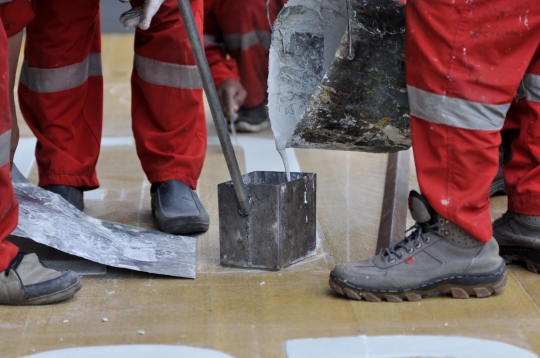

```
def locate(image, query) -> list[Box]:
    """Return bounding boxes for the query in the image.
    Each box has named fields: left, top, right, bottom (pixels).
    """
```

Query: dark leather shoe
left=42, top=185, right=84, bottom=211
left=151, top=180, right=210, bottom=235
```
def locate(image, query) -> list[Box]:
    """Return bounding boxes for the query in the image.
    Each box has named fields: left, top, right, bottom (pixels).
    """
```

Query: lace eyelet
left=415, top=242, right=422, bottom=249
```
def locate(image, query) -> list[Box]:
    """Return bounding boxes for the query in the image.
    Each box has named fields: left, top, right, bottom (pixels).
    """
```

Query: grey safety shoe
left=329, top=191, right=507, bottom=302
left=0, top=253, right=81, bottom=305
left=151, top=180, right=210, bottom=235
left=234, top=101, right=270, bottom=133
left=493, top=212, right=540, bottom=273
left=42, top=185, right=84, bottom=211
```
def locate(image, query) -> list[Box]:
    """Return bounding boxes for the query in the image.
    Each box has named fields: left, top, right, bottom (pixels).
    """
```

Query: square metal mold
left=218, top=171, right=316, bottom=270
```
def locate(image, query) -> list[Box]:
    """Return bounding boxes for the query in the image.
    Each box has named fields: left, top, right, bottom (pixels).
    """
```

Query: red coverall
left=407, top=0, right=540, bottom=242
left=0, top=0, right=35, bottom=272
left=18, top=0, right=206, bottom=191
left=204, top=0, right=287, bottom=109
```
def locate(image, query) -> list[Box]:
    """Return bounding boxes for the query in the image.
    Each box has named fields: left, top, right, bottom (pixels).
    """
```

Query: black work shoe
left=234, top=101, right=270, bottom=133
left=42, top=185, right=84, bottom=211
left=489, top=145, right=506, bottom=198
left=493, top=212, right=540, bottom=274
left=0, top=253, right=81, bottom=305
left=151, top=180, right=210, bottom=235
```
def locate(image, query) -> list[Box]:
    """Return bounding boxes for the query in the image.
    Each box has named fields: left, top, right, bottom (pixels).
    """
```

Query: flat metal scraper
left=10, top=165, right=196, bottom=278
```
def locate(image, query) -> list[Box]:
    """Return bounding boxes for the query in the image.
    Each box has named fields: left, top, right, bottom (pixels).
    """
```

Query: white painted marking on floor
left=207, top=136, right=300, bottom=173
left=85, top=189, right=107, bottom=201
left=101, top=137, right=134, bottom=146
left=286, top=335, right=538, bottom=358
left=21, top=345, right=234, bottom=358
left=13, top=138, right=37, bottom=178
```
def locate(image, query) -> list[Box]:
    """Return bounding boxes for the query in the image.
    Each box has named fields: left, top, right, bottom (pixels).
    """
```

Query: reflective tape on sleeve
left=223, top=30, right=271, bottom=52
left=523, top=73, right=540, bottom=103
left=0, top=130, right=11, bottom=167
left=134, top=55, right=202, bottom=89
left=19, top=53, right=102, bottom=93
left=407, top=86, right=510, bottom=131
left=204, top=35, right=224, bottom=48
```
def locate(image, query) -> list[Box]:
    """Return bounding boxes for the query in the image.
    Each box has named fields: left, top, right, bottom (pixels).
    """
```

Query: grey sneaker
left=329, top=191, right=507, bottom=302
left=0, top=253, right=81, bottom=305
left=234, top=101, right=270, bottom=133
left=493, top=212, right=540, bottom=273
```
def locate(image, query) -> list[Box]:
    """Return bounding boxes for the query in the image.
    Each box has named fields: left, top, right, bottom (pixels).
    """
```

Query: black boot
left=42, top=185, right=84, bottom=211
left=151, top=180, right=210, bottom=235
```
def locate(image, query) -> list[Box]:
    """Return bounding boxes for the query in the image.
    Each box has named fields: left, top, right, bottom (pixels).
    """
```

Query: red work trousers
left=204, top=0, right=286, bottom=109
left=18, top=0, right=207, bottom=190
left=0, top=13, right=20, bottom=272
left=406, top=0, right=540, bottom=242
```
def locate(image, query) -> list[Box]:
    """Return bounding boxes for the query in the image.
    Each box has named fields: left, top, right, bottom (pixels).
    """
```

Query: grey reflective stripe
left=134, top=55, right=202, bottom=89
left=0, top=130, right=11, bottom=167
left=204, top=35, right=224, bottom=48
left=523, top=73, right=540, bottom=103
left=223, top=30, right=271, bottom=52
left=0, top=0, right=13, bottom=3
left=19, top=53, right=102, bottom=93
left=407, top=85, right=510, bottom=131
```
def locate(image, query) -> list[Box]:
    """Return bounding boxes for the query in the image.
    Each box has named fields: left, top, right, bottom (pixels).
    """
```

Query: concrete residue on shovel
left=10, top=166, right=196, bottom=278
left=268, top=0, right=410, bottom=159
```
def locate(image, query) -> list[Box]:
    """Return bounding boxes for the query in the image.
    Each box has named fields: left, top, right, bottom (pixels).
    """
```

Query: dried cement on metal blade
left=268, top=0, right=347, bottom=159
left=10, top=165, right=196, bottom=278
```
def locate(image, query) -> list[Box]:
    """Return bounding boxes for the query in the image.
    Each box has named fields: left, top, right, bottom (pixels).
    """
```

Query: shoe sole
left=500, top=247, right=540, bottom=274
left=234, top=119, right=270, bottom=133
left=328, top=266, right=507, bottom=302
left=3, top=278, right=82, bottom=306
left=152, top=208, right=209, bottom=235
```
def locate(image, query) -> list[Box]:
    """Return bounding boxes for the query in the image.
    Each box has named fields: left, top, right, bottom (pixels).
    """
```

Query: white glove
left=119, top=0, right=165, bottom=30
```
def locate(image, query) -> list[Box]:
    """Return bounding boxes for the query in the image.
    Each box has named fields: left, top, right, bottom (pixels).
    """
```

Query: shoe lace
left=383, top=222, right=439, bottom=263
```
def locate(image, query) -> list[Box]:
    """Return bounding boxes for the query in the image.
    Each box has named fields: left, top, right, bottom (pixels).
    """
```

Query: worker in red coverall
left=0, top=0, right=81, bottom=305
left=204, top=0, right=287, bottom=132
left=18, top=0, right=210, bottom=235
left=330, top=0, right=540, bottom=302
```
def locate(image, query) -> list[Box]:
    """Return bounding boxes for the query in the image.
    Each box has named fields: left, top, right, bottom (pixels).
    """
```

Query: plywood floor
left=1, top=34, right=540, bottom=357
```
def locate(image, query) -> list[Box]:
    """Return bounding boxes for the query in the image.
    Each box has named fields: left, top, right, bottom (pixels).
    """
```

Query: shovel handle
left=176, top=0, right=250, bottom=216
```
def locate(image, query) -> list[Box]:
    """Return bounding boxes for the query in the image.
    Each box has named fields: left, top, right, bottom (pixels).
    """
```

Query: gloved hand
left=118, top=0, right=165, bottom=30
left=217, top=79, right=247, bottom=120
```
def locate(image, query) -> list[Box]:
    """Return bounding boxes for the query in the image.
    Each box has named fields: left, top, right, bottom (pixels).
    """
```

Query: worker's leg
left=330, top=0, right=540, bottom=301
left=494, top=48, right=540, bottom=273
left=205, top=0, right=285, bottom=132
left=207, top=0, right=282, bottom=109
left=18, top=0, right=102, bottom=194
left=0, top=19, right=19, bottom=273
left=0, top=5, right=81, bottom=305
left=0, top=0, right=34, bottom=165
left=131, top=0, right=209, bottom=234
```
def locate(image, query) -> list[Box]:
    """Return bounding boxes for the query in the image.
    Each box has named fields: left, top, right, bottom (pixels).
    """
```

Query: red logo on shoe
left=405, top=257, right=414, bottom=264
